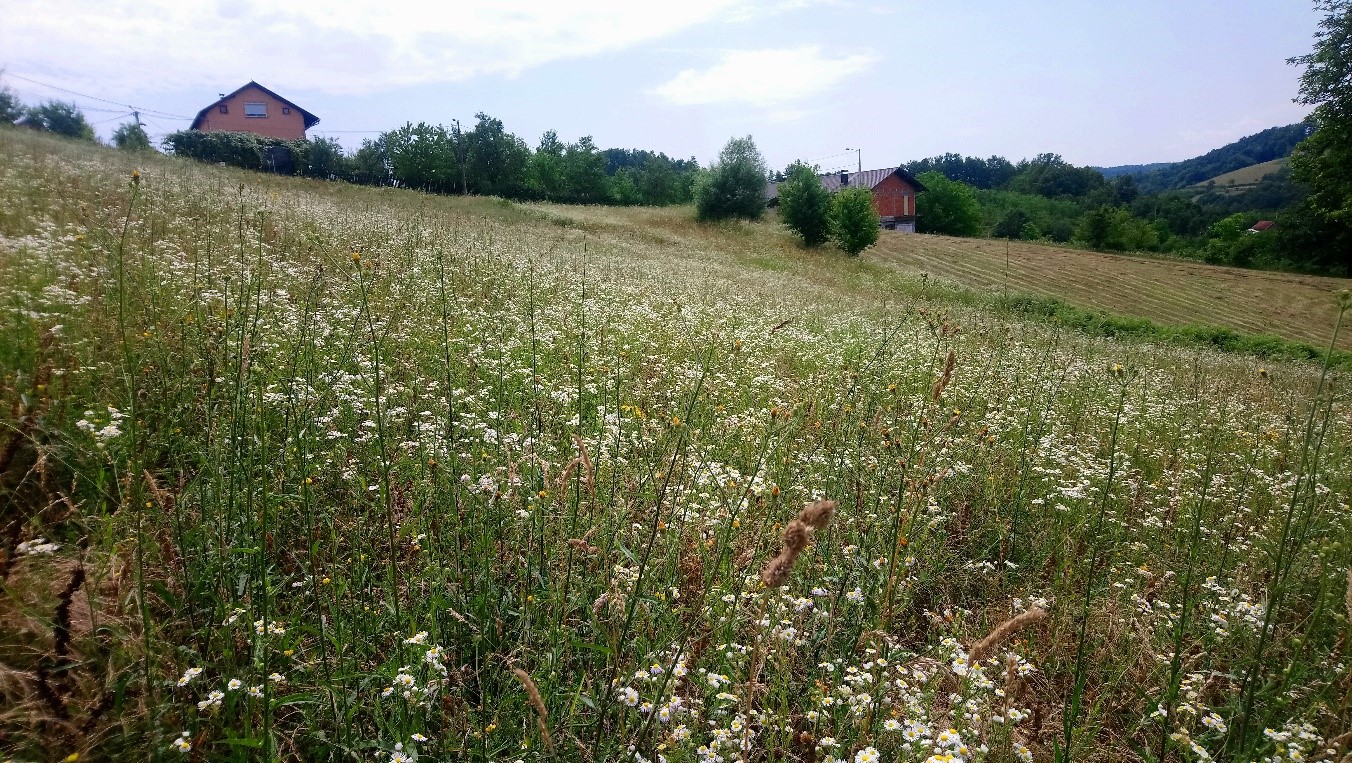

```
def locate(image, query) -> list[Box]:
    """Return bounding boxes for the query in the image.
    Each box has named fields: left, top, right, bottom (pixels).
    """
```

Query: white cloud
left=651, top=46, right=877, bottom=107
left=0, top=0, right=784, bottom=97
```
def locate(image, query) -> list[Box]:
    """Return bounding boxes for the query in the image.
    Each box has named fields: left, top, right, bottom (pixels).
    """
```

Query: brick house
left=767, top=167, right=927, bottom=232
left=189, top=81, right=319, bottom=141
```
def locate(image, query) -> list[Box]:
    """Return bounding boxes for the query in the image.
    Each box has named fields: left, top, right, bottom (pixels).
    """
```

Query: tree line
left=162, top=113, right=703, bottom=207
left=175, top=112, right=703, bottom=207
left=0, top=89, right=703, bottom=208
left=898, top=125, right=1338, bottom=274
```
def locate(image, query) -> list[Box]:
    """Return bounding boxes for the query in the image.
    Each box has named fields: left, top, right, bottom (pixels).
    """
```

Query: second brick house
left=767, top=167, right=927, bottom=232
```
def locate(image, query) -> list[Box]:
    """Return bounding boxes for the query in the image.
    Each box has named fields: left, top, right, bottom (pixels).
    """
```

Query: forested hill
left=1096, top=122, right=1311, bottom=192
left=1095, top=161, right=1172, bottom=179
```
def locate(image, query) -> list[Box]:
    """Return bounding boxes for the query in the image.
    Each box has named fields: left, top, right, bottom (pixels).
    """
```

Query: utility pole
left=845, top=147, right=861, bottom=173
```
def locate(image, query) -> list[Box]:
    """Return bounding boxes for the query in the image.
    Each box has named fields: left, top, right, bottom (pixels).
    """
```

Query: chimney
left=840, top=171, right=849, bottom=187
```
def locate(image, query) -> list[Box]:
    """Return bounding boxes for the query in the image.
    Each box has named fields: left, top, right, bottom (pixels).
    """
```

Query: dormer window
left=244, top=102, right=267, bottom=118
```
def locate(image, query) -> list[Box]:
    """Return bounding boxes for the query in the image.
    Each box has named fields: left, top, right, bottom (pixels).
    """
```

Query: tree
left=915, top=171, right=982, bottom=236
left=832, top=187, right=880, bottom=255
left=465, top=112, right=531, bottom=198
left=351, top=136, right=393, bottom=185
left=562, top=136, right=609, bottom=204
left=1077, top=206, right=1117, bottom=249
left=694, top=135, right=768, bottom=222
left=112, top=121, right=151, bottom=151
left=903, top=153, right=1015, bottom=189
left=528, top=130, right=566, bottom=200
left=993, top=209, right=1033, bottom=239
left=1075, top=206, right=1161, bottom=252
left=383, top=122, right=459, bottom=194
left=777, top=162, right=833, bottom=246
left=0, top=88, right=22, bottom=125
left=304, top=136, right=350, bottom=179
left=610, top=169, right=642, bottom=205
left=21, top=100, right=95, bottom=140
left=1286, top=0, right=1352, bottom=273
left=1007, top=153, right=1105, bottom=199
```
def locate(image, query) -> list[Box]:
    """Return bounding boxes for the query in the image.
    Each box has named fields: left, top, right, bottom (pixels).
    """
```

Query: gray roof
left=765, top=166, right=927, bottom=203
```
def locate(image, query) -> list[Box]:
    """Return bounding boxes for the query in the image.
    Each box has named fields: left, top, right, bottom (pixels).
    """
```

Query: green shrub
left=777, top=163, right=833, bottom=247
left=112, top=122, right=152, bottom=151
left=695, top=136, right=768, bottom=222
left=831, top=187, right=880, bottom=255
left=163, top=130, right=334, bottom=177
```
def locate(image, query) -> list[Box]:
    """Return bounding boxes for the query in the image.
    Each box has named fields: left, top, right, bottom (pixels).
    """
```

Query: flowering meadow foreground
left=1, top=129, right=1350, bottom=763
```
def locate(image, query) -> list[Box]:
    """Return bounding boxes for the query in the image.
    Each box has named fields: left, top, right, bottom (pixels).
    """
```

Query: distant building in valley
left=766, top=167, right=927, bottom=232
left=190, top=81, right=319, bottom=141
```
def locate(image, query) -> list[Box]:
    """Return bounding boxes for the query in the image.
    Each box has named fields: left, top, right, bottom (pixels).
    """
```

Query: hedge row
left=162, top=131, right=348, bottom=179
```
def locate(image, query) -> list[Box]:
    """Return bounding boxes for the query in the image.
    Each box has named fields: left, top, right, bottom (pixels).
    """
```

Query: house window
left=244, top=102, right=267, bottom=118
left=218, top=104, right=228, bottom=114
left=282, top=107, right=291, bottom=115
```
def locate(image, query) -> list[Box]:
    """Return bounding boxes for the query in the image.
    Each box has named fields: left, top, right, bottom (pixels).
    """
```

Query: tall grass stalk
left=1156, top=397, right=1228, bottom=762
left=1060, top=370, right=1132, bottom=763
left=353, top=253, right=402, bottom=625
left=1231, top=296, right=1348, bottom=755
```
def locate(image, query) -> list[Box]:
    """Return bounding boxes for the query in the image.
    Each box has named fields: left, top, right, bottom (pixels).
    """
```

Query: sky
left=0, top=0, right=1322, bottom=172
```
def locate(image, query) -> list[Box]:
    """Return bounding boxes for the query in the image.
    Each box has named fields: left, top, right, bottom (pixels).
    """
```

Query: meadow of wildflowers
left=1, top=129, right=1349, bottom=762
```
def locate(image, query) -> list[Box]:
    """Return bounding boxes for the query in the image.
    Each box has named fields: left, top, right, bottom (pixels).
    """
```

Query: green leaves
left=694, top=135, right=768, bottom=222
left=778, top=163, right=833, bottom=247
left=830, top=187, right=880, bottom=256
left=915, top=171, right=983, bottom=237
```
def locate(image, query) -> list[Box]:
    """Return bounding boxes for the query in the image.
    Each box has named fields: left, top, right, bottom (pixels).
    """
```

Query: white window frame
left=244, top=102, right=268, bottom=118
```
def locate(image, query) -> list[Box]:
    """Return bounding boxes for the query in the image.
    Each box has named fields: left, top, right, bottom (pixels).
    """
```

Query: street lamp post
left=844, top=147, right=861, bottom=173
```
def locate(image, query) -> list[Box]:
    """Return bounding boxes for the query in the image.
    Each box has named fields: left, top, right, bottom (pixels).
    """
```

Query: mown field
left=1, top=129, right=1350, bottom=763
left=527, top=203, right=1352, bottom=354
left=1188, top=159, right=1289, bottom=194
left=869, top=234, right=1350, bottom=351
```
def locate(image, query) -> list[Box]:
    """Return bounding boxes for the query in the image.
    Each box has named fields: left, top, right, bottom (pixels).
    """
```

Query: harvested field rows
left=869, top=233, right=1352, bottom=349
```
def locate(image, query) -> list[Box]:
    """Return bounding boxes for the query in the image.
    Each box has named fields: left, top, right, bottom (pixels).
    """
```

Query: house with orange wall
left=189, top=81, right=319, bottom=141
left=766, top=167, right=927, bottom=232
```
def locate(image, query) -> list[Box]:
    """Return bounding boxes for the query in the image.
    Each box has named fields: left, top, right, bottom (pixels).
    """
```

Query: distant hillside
left=1189, top=158, right=1289, bottom=193
left=1094, top=161, right=1173, bottom=179
left=1098, top=122, right=1311, bottom=192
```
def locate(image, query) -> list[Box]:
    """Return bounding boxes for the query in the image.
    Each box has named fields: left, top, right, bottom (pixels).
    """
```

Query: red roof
left=1248, top=220, right=1274, bottom=232
left=766, top=166, right=927, bottom=204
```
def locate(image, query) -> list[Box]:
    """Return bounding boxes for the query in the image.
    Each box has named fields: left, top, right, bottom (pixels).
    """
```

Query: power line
left=1, top=72, right=193, bottom=119
left=90, top=112, right=135, bottom=126
left=140, top=117, right=176, bottom=135
left=5, top=86, right=130, bottom=113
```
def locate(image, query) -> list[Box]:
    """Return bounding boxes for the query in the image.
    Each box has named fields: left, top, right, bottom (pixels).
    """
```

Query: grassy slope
left=1188, top=158, right=1289, bottom=192
left=535, top=203, right=1352, bottom=353
left=2, top=130, right=1350, bottom=762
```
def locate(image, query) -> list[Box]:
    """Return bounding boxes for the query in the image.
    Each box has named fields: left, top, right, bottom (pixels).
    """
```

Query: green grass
left=2, top=129, right=1351, bottom=763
